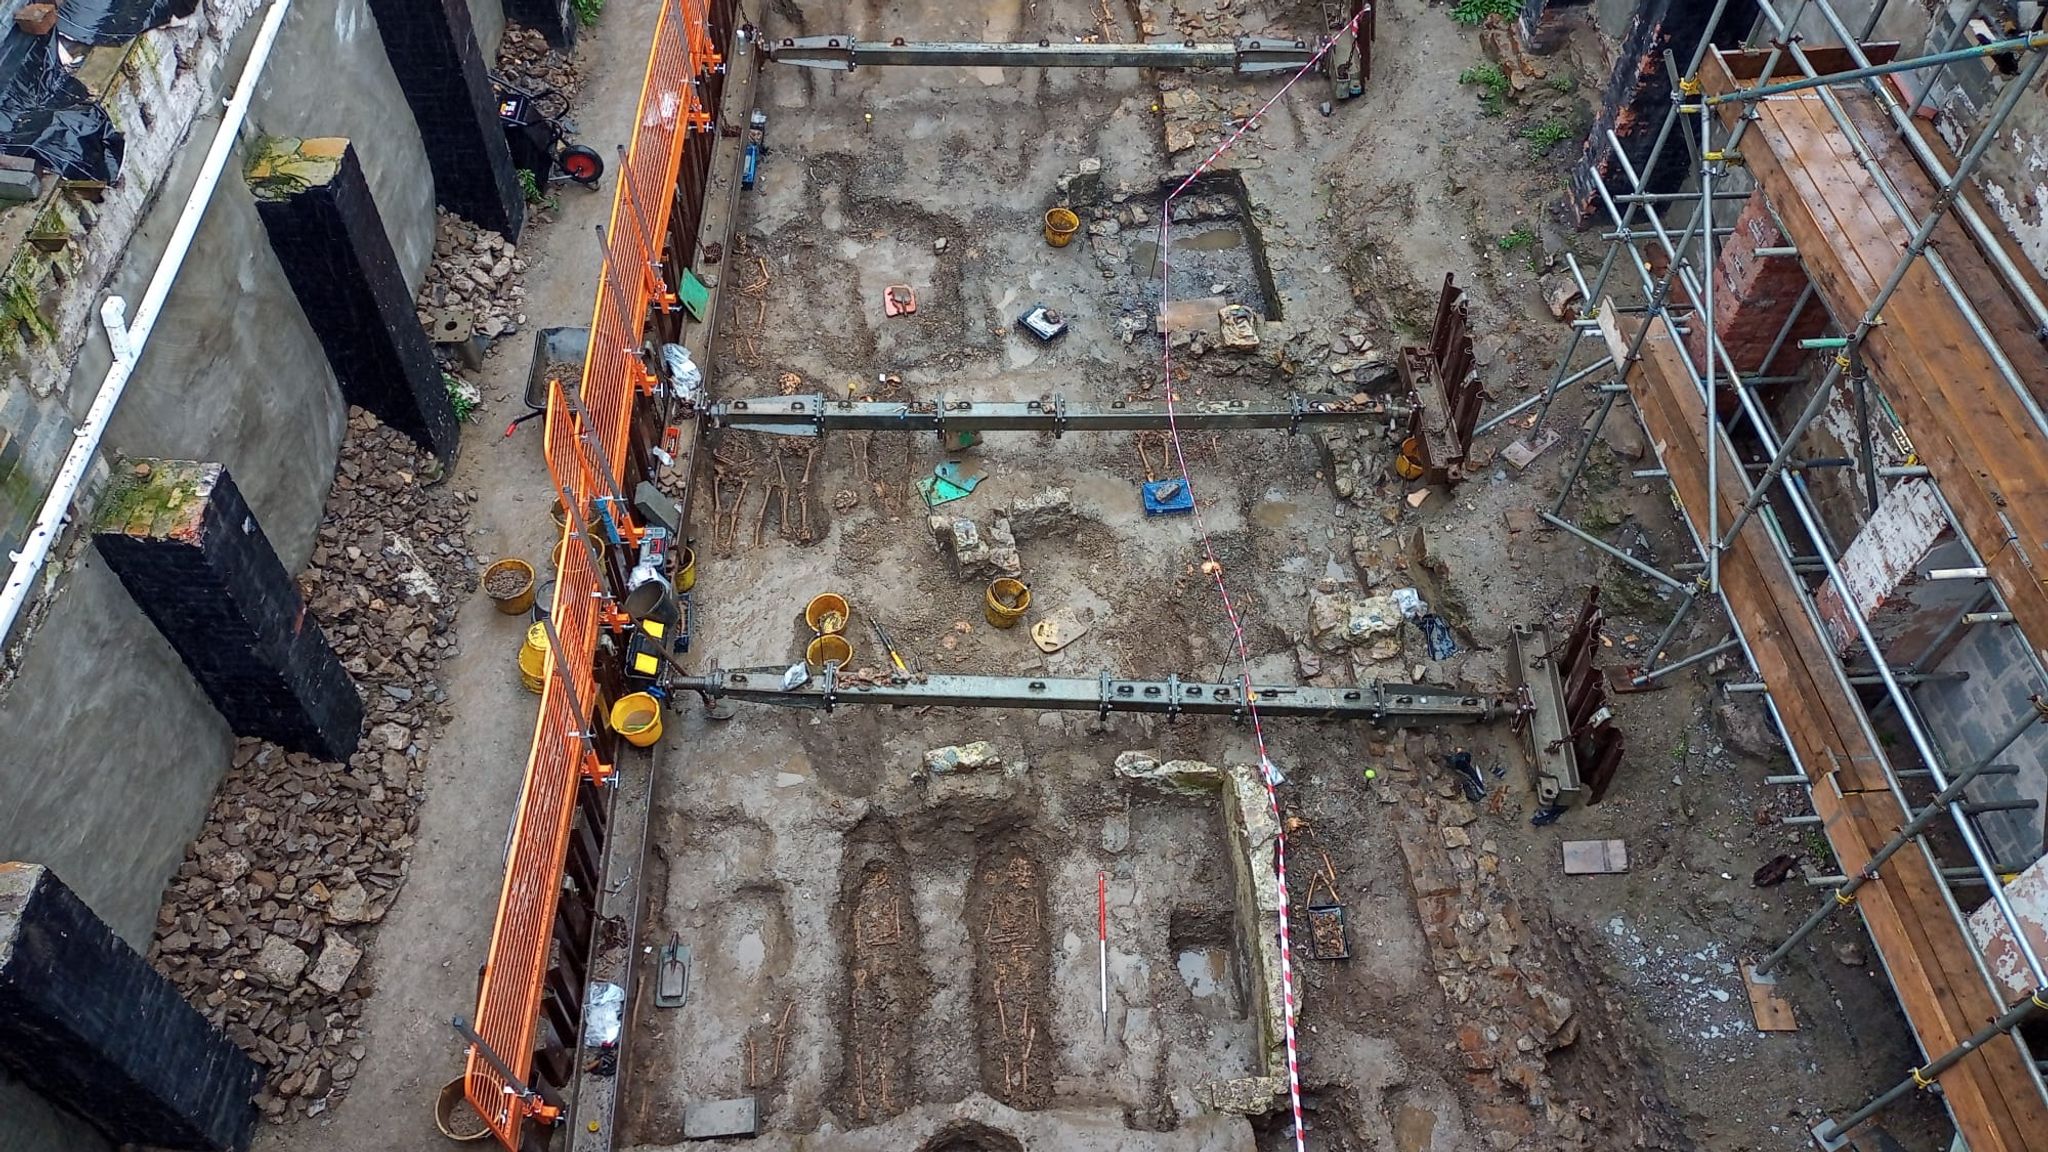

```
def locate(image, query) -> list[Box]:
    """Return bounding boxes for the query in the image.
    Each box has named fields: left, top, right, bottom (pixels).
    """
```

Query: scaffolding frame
left=1512, top=0, right=2048, bottom=1145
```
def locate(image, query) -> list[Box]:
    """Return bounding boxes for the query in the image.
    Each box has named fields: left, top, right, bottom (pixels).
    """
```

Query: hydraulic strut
left=765, top=35, right=1317, bottom=76
left=707, top=393, right=1408, bottom=438
left=671, top=664, right=1503, bottom=726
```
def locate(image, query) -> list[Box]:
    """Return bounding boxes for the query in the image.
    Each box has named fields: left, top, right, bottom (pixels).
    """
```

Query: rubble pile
left=147, top=409, right=477, bottom=1122
left=416, top=208, right=530, bottom=345
left=497, top=24, right=586, bottom=103
left=1373, top=733, right=1663, bottom=1152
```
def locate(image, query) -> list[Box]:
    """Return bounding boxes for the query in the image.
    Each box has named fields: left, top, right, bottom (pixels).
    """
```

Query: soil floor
left=253, top=1, right=1954, bottom=1152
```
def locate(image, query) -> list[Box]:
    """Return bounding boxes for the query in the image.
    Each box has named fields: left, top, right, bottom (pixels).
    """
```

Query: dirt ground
left=234, top=1, right=1955, bottom=1151
left=624, top=2, right=1946, bottom=1151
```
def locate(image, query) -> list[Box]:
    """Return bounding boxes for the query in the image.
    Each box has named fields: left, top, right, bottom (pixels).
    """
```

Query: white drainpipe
left=0, top=0, right=295, bottom=646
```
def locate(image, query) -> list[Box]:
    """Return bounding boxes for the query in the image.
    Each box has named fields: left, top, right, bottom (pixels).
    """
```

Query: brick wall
left=1682, top=191, right=1829, bottom=375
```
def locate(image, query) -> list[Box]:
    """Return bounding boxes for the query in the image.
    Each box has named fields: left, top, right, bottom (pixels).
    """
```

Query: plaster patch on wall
left=1980, top=172, right=2048, bottom=276
left=1814, top=479, right=1948, bottom=652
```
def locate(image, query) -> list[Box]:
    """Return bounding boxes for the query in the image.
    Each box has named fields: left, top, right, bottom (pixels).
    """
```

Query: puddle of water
left=1178, top=228, right=1246, bottom=252
left=1130, top=227, right=1249, bottom=280
left=1177, top=946, right=1227, bottom=999
left=1251, top=494, right=1300, bottom=531
left=1393, top=1103, right=1437, bottom=1152
left=734, top=929, right=765, bottom=978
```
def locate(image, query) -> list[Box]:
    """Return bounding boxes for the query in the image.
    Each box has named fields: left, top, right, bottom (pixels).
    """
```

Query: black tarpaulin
left=0, top=0, right=197, bottom=183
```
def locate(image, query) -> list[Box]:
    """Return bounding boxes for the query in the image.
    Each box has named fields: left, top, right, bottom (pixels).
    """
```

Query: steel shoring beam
left=706, top=394, right=1402, bottom=437
left=672, top=666, right=1500, bottom=725
left=766, top=35, right=1314, bottom=75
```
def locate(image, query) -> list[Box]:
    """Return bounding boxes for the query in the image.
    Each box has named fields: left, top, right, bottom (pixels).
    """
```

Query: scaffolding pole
left=1809, top=990, right=2048, bottom=1151
left=1755, top=700, right=2047, bottom=976
left=1545, top=13, right=2048, bottom=1135
left=1716, top=44, right=2046, bottom=547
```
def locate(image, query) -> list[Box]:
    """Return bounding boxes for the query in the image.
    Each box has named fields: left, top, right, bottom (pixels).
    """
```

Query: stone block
left=93, top=460, right=363, bottom=761
left=1113, top=750, right=1223, bottom=796
left=1005, top=486, right=1076, bottom=539
left=252, top=139, right=460, bottom=463
left=0, top=863, right=264, bottom=1151
left=920, top=741, right=1003, bottom=776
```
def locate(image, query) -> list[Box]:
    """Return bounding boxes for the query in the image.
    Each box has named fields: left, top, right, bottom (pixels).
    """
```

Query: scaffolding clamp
left=1909, top=1065, right=1937, bottom=1090
left=1834, top=888, right=1859, bottom=908
left=1678, top=76, right=1702, bottom=96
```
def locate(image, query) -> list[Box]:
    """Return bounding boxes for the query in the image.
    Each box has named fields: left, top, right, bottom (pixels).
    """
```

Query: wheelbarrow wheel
left=560, top=145, right=604, bottom=186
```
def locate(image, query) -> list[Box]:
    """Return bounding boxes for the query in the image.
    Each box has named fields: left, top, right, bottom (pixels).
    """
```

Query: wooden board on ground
left=1741, top=963, right=1799, bottom=1032
left=1561, top=839, right=1629, bottom=874
left=1156, top=296, right=1229, bottom=334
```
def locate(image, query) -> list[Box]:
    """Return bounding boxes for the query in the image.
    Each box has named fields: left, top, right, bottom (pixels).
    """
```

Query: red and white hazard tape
left=1155, top=11, right=1371, bottom=1149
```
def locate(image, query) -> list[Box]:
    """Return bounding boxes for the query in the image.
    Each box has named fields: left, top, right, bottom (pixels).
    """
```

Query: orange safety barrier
left=463, top=0, right=728, bottom=1144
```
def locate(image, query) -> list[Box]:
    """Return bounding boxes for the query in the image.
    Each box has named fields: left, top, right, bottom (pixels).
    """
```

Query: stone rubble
left=1380, top=731, right=1669, bottom=1152
left=146, top=408, right=476, bottom=1123
left=497, top=24, right=587, bottom=105
left=417, top=208, right=530, bottom=350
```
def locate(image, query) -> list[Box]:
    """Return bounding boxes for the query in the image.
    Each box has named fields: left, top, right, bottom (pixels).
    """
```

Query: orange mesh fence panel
left=464, top=0, right=711, bottom=1145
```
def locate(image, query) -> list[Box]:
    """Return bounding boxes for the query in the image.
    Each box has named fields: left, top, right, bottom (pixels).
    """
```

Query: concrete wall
left=0, top=0, right=504, bottom=1146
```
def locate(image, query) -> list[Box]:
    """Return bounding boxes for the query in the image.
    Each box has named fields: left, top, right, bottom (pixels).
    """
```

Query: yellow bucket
left=675, top=546, right=697, bottom=593
left=1044, top=207, right=1080, bottom=247
left=518, top=621, right=549, bottom=693
left=985, top=578, right=1031, bottom=628
left=806, top=633, right=853, bottom=670
left=805, top=592, right=849, bottom=634
left=481, top=558, right=536, bottom=615
left=610, top=692, right=664, bottom=748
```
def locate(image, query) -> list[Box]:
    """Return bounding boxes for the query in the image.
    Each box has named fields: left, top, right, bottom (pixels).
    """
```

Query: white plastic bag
left=584, top=981, right=625, bottom=1047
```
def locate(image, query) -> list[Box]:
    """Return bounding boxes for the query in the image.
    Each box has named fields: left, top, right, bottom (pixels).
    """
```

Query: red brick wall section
left=1684, top=191, right=1829, bottom=376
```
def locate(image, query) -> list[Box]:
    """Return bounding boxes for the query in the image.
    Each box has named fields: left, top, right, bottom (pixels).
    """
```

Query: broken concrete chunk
left=1307, top=582, right=1406, bottom=654
left=253, top=936, right=309, bottom=986
left=1113, top=751, right=1222, bottom=796
left=1006, top=486, right=1076, bottom=539
left=307, top=933, right=363, bottom=995
left=921, top=741, right=1003, bottom=776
